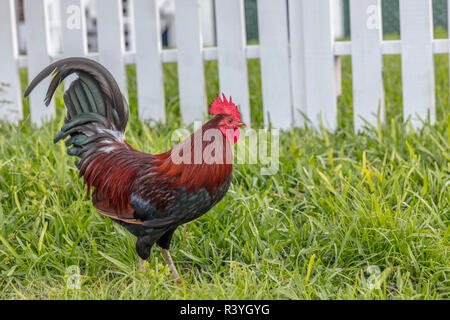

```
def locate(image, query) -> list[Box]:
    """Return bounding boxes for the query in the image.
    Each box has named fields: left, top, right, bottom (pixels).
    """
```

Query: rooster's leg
left=160, top=248, right=181, bottom=284
left=138, top=257, right=146, bottom=272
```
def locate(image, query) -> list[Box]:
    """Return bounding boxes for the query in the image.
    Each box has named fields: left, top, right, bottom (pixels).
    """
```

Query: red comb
left=209, top=93, right=241, bottom=121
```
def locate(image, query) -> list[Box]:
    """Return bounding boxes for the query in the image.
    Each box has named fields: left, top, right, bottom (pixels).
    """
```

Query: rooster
left=24, top=57, right=245, bottom=283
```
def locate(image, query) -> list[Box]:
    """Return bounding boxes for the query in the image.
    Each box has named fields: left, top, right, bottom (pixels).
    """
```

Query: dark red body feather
left=79, top=115, right=233, bottom=226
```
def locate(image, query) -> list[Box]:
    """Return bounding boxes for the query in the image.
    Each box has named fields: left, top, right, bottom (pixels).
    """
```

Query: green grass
left=0, top=53, right=448, bottom=300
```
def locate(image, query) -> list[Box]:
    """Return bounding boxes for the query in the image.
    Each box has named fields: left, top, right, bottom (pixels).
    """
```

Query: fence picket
left=288, top=0, right=307, bottom=126
left=174, top=0, right=206, bottom=124
left=0, top=0, right=23, bottom=123
left=301, top=0, right=337, bottom=131
left=257, top=0, right=292, bottom=129
left=350, top=0, right=384, bottom=131
left=60, top=0, right=87, bottom=57
left=96, top=0, right=127, bottom=98
left=399, top=0, right=435, bottom=127
left=201, top=0, right=216, bottom=46
left=133, top=0, right=165, bottom=123
left=332, top=0, right=343, bottom=99
left=60, top=0, right=87, bottom=89
left=23, top=0, right=55, bottom=127
left=215, top=0, right=250, bottom=125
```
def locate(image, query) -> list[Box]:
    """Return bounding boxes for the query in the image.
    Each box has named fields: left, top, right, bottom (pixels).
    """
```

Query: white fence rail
left=0, top=0, right=446, bottom=131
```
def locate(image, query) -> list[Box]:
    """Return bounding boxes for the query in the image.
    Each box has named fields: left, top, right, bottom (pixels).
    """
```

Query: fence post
left=23, top=0, right=55, bottom=127
left=215, top=0, right=250, bottom=125
left=96, top=0, right=127, bottom=98
left=350, top=0, right=384, bottom=131
left=133, top=0, right=166, bottom=123
left=301, top=0, right=337, bottom=131
left=257, top=0, right=293, bottom=129
left=399, top=0, right=435, bottom=128
left=175, top=0, right=207, bottom=124
left=0, top=0, right=23, bottom=123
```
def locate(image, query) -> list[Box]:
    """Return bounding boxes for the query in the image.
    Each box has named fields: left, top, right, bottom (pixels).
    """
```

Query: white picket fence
left=0, top=0, right=446, bottom=130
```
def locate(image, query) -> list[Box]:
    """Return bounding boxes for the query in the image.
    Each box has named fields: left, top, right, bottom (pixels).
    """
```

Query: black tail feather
left=24, top=57, right=129, bottom=160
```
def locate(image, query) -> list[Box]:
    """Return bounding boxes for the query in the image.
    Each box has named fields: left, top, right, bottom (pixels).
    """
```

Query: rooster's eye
left=228, top=119, right=233, bottom=124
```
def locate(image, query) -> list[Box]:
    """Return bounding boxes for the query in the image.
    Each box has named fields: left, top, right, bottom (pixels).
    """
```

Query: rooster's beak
left=236, top=122, right=246, bottom=128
